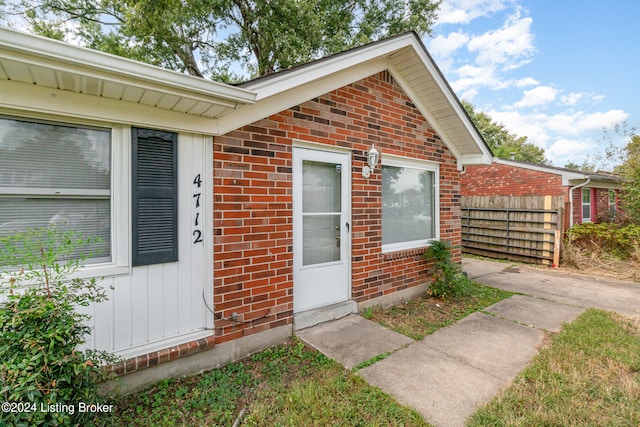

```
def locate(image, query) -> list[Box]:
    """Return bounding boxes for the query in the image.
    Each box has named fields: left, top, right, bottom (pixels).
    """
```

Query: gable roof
left=0, top=28, right=491, bottom=166
left=223, top=31, right=492, bottom=167
left=494, top=158, right=623, bottom=187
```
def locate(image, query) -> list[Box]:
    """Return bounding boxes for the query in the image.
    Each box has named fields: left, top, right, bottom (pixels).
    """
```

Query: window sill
left=72, top=263, right=130, bottom=280
left=382, top=248, right=427, bottom=261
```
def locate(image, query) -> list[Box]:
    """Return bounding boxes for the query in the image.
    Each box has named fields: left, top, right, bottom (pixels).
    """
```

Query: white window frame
left=582, top=187, right=592, bottom=222
left=381, top=154, right=440, bottom=253
left=609, top=190, right=617, bottom=215
left=0, top=113, right=130, bottom=278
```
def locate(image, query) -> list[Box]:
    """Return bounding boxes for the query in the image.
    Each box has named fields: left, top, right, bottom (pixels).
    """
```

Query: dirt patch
left=365, top=283, right=514, bottom=340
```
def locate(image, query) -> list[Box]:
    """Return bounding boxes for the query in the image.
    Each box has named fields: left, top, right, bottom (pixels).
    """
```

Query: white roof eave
left=0, top=27, right=256, bottom=115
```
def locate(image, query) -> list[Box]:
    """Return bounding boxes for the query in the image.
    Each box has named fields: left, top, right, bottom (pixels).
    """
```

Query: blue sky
left=426, top=0, right=639, bottom=168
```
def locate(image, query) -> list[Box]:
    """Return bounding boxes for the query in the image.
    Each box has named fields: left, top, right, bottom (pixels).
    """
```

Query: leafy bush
left=0, top=228, right=118, bottom=426
left=423, top=240, right=471, bottom=298
left=565, top=222, right=640, bottom=260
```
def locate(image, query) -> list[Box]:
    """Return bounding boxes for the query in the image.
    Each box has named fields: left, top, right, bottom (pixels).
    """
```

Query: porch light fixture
left=362, top=144, right=380, bottom=178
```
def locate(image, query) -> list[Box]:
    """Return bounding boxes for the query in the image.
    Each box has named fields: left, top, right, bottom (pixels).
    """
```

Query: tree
left=580, top=122, right=640, bottom=223
left=11, top=0, right=440, bottom=81
left=462, top=101, right=549, bottom=165
left=618, top=134, right=640, bottom=223
left=564, top=160, right=596, bottom=172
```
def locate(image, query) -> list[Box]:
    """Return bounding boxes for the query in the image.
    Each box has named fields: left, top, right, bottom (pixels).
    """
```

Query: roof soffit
left=0, top=27, right=256, bottom=119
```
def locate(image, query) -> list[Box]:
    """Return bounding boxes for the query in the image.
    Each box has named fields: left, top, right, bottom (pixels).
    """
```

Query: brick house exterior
left=213, top=71, right=464, bottom=343
left=0, top=29, right=492, bottom=392
left=462, top=158, right=623, bottom=230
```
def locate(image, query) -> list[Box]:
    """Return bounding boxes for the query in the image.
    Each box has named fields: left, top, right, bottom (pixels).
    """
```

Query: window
left=132, top=128, right=178, bottom=266
left=609, top=190, right=617, bottom=216
left=0, top=116, right=111, bottom=262
left=382, top=157, right=438, bottom=252
left=582, top=188, right=591, bottom=222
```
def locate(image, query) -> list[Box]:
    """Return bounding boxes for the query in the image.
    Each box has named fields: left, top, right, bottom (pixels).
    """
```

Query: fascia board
left=0, top=79, right=221, bottom=135
left=242, top=33, right=417, bottom=100
left=567, top=177, right=623, bottom=189
left=402, top=40, right=492, bottom=160
left=388, top=61, right=490, bottom=166
left=460, top=153, right=493, bottom=165
left=0, top=27, right=256, bottom=106
left=387, top=43, right=491, bottom=165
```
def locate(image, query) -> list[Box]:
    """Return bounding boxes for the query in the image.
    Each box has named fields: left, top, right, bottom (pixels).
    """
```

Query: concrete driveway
left=463, top=257, right=640, bottom=318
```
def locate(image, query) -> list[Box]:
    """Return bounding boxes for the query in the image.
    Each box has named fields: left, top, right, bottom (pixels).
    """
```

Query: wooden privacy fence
left=461, top=196, right=564, bottom=265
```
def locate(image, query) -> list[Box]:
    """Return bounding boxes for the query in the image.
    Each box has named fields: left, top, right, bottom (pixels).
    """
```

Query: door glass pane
left=303, top=214, right=340, bottom=265
left=301, top=159, right=342, bottom=266
left=302, top=161, right=341, bottom=213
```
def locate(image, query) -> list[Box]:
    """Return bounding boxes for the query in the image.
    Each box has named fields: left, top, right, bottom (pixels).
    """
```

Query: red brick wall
left=461, top=162, right=564, bottom=197
left=213, top=71, right=461, bottom=342
left=594, top=188, right=611, bottom=221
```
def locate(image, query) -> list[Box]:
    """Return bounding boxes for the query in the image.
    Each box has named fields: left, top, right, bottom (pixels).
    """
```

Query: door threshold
left=294, top=300, right=357, bottom=331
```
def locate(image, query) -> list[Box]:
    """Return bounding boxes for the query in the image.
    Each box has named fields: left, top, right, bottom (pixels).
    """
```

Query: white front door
left=293, top=146, right=351, bottom=313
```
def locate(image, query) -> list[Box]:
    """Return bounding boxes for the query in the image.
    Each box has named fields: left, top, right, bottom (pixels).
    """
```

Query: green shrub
left=566, top=222, right=640, bottom=260
left=0, top=228, right=118, bottom=426
left=423, top=240, right=471, bottom=298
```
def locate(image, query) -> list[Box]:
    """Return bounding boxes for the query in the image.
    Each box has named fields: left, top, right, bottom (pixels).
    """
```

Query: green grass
left=244, top=365, right=427, bottom=426
left=468, top=309, right=640, bottom=427
left=367, top=281, right=515, bottom=340
left=110, top=338, right=428, bottom=426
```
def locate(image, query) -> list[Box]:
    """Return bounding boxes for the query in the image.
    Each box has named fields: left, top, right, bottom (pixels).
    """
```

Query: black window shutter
left=132, top=128, right=178, bottom=266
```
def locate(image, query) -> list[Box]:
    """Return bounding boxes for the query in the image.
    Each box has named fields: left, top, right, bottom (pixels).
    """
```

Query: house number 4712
left=193, top=174, right=203, bottom=244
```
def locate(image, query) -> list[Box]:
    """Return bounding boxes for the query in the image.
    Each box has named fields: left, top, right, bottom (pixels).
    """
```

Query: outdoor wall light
left=362, top=144, right=380, bottom=178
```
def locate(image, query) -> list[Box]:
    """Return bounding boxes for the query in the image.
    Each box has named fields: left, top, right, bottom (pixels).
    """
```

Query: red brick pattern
left=594, top=188, right=611, bottom=221
left=461, top=163, right=564, bottom=197
left=213, top=71, right=461, bottom=342
left=110, top=335, right=216, bottom=376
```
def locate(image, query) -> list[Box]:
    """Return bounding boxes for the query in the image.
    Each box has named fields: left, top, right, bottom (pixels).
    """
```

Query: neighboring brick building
left=462, top=158, right=623, bottom=230
left=0, top=29, right=492, bottom=392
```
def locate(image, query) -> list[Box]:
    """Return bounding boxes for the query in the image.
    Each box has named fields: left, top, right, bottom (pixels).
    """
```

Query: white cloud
left=547, top=138, right=597, bottom=161
left=485, top=108, right=630, bottom=166
left=467, top=13, right=535, bottom=67
left=429, top=31, right=470, bottom=57
left=437, top=0, right=513, bottom=24
left=489, top=109, right=552, bottom=148
left=545, top=110, right=629, bottom=135
left=560, top=92, right=585, bottom=106
left=560, top=92, right=605, bottom=106
left=514, top=77, right=539, bottom=87
left=513, top=85, right=558, bottom=108
left=437, top=8, right=537, bottom=96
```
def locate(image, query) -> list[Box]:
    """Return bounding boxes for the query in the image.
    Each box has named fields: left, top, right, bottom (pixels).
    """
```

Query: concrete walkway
left=297, top=258, right=640, bottom=427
